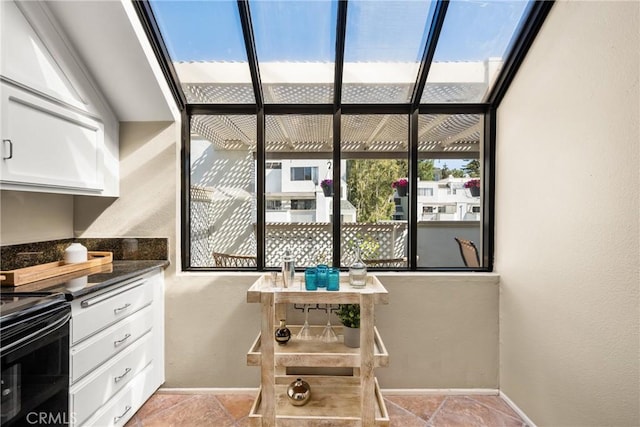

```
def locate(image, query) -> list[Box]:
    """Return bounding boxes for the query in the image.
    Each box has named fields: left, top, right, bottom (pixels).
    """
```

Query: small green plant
left=336, top=304, right=360, bottom=328
left=346, top=235, right=380, bottom=261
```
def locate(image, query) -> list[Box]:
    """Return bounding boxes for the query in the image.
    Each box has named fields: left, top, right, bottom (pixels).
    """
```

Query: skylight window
left=249, top=0, right=337, bottom=104
left=422, top=0, right=533, bottom=103
left=150, top=0, right=255, bottom=104
left=342, top=0, right=435, bottom=103
left=138, top=0, right=552, bottom=271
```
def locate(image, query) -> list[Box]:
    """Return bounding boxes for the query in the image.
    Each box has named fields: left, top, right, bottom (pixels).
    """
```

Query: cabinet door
left=1, top=83, right=104, bottom=192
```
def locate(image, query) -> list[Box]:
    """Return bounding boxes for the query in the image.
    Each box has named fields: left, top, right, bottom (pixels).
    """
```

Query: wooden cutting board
left=1, top=251, right=113, bottom=286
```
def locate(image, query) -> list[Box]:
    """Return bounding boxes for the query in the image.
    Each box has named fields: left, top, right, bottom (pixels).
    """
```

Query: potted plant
left=320, top=179, right=333, bottom=197
left=336, top=304, right=360, bottom=348
left=464, top=179, right=481, bottom=197
left=392, top=178, right=408, bottom=197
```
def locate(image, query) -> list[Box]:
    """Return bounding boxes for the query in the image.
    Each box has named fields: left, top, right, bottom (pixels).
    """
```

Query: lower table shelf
left=248, top=377, right=389, bottom=427
left=247, top=326, right=389, bottom=368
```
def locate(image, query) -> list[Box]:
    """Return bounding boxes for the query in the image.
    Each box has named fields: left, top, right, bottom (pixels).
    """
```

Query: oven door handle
left=0, top=311, right=71, bottom=354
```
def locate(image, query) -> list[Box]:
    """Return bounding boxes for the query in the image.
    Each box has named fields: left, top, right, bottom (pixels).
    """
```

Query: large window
left=340, top=114, right=408, bottom=268
left=141, top=0, right=551, bottom=271
left=417, top=114, right=483, bottom=267
left=189, top=115, right=257, bottom=268
left=264, top=114, right=334, bottom=268
left=185, top=111, right=484, bottom=270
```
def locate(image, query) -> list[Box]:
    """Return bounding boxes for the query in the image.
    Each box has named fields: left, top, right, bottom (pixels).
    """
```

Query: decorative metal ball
left=274, top=319, right=291, bottom=345
left=286, top=378, right=311, bottom=406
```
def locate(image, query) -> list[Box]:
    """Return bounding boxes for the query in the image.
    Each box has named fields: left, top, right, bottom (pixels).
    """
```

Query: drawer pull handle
left=113, top=303, right=131, bottom=314
left=113, top=405, right=131, bottom=424
left=114, top=333, right=131, bottom=347
left=114, top=367, right=131, bottom=383
left=2, top=139, right=13, bottom=160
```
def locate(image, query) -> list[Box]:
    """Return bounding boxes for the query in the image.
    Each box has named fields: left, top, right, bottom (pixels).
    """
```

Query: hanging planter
left=392, top=178, right=408, bottom=197
left=320, top=179, right=333, bottom=197
left=464, top=179, right=481, bottom=197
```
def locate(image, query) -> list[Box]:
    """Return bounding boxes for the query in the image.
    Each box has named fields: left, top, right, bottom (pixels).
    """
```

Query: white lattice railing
left=264, top=222, right=407, bottom=267
left=190, top=186, right=214, bottom=266
left=190, top=184, right=408, bottom=267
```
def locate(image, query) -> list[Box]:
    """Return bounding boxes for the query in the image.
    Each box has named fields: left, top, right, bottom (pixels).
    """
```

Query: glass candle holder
left=327, top=267, right=340, bottom=291
left=316, top=264, right=328, bottom=288
left=304, top=268, right=317, bottom=291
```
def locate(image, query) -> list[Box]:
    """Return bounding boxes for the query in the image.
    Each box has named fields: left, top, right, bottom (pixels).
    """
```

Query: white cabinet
left=69, top=269, right=164, bottom=427
left=1, top=83, right=105, bottom=192
left=0, top=0, right=118, bottom=196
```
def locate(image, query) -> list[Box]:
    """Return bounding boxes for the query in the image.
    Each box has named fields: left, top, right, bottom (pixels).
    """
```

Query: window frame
left=290, top=167, right=319, bottom=183
left=133, top=0, right=555, bottom=273
left=183, top=105, right=492, bottom=272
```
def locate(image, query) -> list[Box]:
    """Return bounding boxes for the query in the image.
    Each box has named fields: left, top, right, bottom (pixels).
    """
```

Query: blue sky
left=151, top=0, right=531, bottom=63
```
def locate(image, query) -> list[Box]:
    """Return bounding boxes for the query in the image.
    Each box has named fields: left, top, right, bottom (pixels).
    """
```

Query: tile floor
left=124, top=391, right=528, bottom=426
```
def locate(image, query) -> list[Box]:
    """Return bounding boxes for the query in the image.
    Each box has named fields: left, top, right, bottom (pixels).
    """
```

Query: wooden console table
left=246, top=275, right=389, bottom=426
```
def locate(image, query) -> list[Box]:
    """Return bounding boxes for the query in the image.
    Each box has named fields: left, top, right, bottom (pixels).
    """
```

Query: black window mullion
left=487, top=1, right=554, bottom=107
left=411, top=0, right=449, bottom=108
left=483, top=108, right=496, bottom=271
left=333, top=0, right=348, bottom=107
left=332, top=0, right=347, bottom=269
left=409, top=109, right=419, bottom=270
left=132, top=0, right=186, bottom=111
left=181, top=110, right=191, bottom=270
left=332, top=108, right=341, bottom=269
left=256, top=108, right=265, bottom=269
left=237, top=0, right=264, bottom=109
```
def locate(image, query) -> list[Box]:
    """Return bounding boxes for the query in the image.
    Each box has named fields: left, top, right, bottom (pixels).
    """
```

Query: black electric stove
left=1, top=292, right=70, bottom=426
left=0, top=292, right=67, bottom=325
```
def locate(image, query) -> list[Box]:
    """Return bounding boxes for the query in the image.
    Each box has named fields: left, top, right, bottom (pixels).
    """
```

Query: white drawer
left=70, top=305, right=153, bottom=383
left=71, top=332, right=153, bottom=426
left=72, top=278, right=153, bottom=344
left=78, top=361, right=157, bottom=427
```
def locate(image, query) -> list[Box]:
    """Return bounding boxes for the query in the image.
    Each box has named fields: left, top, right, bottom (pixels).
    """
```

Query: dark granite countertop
left=0, top=260, right=169, bottom=300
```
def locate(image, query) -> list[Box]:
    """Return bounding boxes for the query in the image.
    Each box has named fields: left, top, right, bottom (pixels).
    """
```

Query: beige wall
left=74, top=122, right=265, bottom=387
left=0, top=190, right=73, bottom=244
left=373, top=274, right=499, bottom=389
left=496, top=1, right=639, bottom=426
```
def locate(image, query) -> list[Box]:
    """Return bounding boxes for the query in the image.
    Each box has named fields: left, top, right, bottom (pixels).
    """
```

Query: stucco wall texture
left=496, top=1, right=639, bottom=426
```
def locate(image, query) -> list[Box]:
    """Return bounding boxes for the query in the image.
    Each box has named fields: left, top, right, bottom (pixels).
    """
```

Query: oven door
left=1, top=304, right=71, bottom=427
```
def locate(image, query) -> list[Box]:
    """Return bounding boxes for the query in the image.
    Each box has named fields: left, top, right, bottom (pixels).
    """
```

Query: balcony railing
left=191, top=185, right=480, bottom=268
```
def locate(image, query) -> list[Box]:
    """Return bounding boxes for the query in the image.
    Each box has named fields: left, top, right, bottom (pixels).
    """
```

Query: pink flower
left=464, top=179, right=480, bottom=188
left=392, top=178, right=408, bottom=188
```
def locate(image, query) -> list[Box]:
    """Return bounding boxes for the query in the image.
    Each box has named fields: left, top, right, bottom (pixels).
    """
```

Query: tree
left=418, top=159, right=435, bottom=181
left=463, top=159, right=480, bottom=177
left=440, top=163, right=451, bottom=178
left=346, top=159, right=405, bottom=222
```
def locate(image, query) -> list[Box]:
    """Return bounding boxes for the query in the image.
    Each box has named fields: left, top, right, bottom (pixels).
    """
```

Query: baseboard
left=500, top=391, right=537, bottom=427
left=158, top=386, right=534, bottom=424
left=158, top=387, right=259, bottom=395
left=381, top=388, right=499, bottom=396
left=158, top=387, right=501, bottom=396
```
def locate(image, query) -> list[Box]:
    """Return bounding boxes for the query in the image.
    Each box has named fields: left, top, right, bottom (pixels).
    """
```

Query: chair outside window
left=454, top=238, right=480, bottom=268
left=213, top=252, right=257, bottom=268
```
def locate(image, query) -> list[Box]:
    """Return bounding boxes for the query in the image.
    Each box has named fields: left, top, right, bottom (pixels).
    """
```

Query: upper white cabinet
left=0, top=0, right=119, bottom=196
